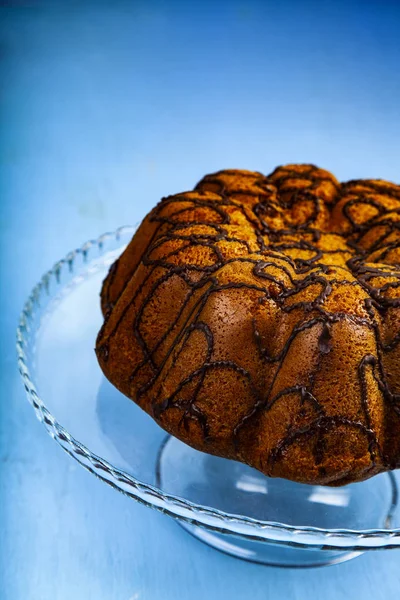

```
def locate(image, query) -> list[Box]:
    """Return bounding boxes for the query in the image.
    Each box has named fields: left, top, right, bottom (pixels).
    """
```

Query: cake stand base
left=179, top=522, right=362, bottom=567
left=156, top=435, right=398, bottom=568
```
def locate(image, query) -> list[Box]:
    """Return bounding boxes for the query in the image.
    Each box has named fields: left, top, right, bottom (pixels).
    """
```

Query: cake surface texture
left=96, top=164, right=400, bottom=486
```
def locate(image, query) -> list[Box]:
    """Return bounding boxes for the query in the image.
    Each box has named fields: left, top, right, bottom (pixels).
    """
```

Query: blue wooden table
left=1, top=2, right=400, bottom=598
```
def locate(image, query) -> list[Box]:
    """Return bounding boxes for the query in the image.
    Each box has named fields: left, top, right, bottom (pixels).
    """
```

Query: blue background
left=1, top=1, right=400, bottom=598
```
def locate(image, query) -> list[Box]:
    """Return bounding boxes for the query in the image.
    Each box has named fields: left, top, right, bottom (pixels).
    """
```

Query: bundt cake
left=96, top=164, right=400, bottom=486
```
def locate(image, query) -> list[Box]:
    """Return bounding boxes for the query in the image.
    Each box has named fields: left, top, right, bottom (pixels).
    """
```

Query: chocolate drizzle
left=96, top=164, right=400, bottom=485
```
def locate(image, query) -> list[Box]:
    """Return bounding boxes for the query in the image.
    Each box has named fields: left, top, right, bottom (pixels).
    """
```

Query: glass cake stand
left=17, top=227, right=400, bottom=568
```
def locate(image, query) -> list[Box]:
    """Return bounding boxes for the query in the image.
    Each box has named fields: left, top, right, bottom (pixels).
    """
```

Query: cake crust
left=96, top=165, right=400, bottom=486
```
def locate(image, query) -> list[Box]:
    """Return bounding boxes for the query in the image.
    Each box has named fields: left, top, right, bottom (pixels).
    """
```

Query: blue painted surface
left=1, top=2, right=400, bottom=598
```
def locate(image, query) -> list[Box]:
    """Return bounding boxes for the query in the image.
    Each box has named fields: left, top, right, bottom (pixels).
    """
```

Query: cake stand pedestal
left=156, top=435, right=397, bottom=567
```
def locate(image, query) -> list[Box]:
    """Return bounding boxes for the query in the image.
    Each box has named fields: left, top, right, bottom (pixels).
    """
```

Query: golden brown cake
left=96, top=164, right=400, bottom=486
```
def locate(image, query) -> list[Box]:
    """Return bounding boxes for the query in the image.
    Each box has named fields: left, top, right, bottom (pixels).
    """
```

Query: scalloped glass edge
left=15, top=225, right=400, bottom=551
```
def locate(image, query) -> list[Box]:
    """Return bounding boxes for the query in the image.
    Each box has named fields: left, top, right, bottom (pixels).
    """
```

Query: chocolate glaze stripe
left=101, top=218, right=165, bottom=312
left=267, top=416, right=378, bottom=470
left=137, top=280, right=269, bottom=405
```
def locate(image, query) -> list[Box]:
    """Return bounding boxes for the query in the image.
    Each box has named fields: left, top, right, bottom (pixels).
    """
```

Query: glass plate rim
left=15, top=226, right=400, bottom=551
